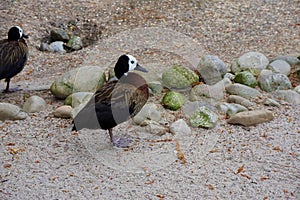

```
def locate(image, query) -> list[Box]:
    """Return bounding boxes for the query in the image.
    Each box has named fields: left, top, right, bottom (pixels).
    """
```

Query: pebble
left=189, top=106, right=219, bottom=128
left=53, top=105, right=73, bottom=118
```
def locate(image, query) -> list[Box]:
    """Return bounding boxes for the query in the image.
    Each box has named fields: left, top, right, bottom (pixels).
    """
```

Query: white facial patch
left=15, top=26, right=23, bottom=38
left=127, top=54, right=138, bottom=71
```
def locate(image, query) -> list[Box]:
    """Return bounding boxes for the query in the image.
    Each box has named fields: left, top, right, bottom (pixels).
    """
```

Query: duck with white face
left=72, top=54, right=149, bottom=148
left=0, top=26, right=29, bottom=92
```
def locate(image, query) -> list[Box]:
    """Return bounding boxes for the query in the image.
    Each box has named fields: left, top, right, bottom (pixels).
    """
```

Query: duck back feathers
left=72, top=72, right=148, bottom=131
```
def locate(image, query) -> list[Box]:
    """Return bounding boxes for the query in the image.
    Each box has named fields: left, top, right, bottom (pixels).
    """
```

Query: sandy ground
left=0, top=0, right=300, bottom=199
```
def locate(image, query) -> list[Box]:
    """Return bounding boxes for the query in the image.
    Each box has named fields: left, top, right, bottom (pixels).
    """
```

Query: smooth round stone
left=23, top=96, right=47, bottom=113
left=162, top=91, right=185, bottom=111
left=268, top=59, right=291, bottom=75
left=53, top=105, right=73, bottom=118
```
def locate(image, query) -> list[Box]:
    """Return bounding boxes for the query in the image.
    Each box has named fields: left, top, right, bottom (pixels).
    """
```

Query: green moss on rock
left=162, top=91, right=185, bottom=111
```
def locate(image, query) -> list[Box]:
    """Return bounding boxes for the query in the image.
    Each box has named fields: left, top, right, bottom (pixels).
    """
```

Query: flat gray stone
left=263, top=98, right=281, bottom=107
left=0, top=103, right=27, bottom=121
left=227, top=95, right=254, bottom=108
left=226, top=83, right=261, bottom=99
left=227, top=110, right=274, bottom=126
left=272, top=90, right=300, bottom=105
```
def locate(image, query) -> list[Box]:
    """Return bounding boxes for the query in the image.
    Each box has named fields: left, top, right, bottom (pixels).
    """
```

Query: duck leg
left=108, top=128, right=131, bottom=148
left=3, top=78, right=21, bottom=93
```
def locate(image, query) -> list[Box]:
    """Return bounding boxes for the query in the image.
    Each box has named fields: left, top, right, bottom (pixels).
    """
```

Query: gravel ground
left=0, top=0, right=300, bottom=199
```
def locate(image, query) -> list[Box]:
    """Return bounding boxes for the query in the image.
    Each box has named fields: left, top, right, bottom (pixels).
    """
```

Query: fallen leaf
left=240, top=173, right=251, bottom=179
left=236, top=164, right=245, bottom=174
left=156, top=194, right=165, bottom=199
left=5, top=142, right=15, bottom=146
left=207, top=184, right=214, bottom=190
left=209, top=149, right=218, bottom=153
left=260, top=176, right=269, bottom=181
left=176, top=140, right=186, bottom=164
left=145, top=180, right=155, bottom=185
left=3, top=164, right=11, bottom=169
left=8, top=147, right=25, bottom=155
left=273, top=146, right=283, bottom=152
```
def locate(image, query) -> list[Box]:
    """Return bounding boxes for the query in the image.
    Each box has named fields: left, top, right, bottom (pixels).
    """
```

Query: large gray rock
left=233, top=71, right=257, bottom=88
left=268, top=59, right=291, bottom=75
left=64, top=92, right=93, bottom=108
left=162, top=65, right=199, bottom=89
left=23, top=96, right=47, bottom=113
left=189, top=106, right=219, bottom=128
left=0, top=103, right=27, bottom=121
left=226, top=83, right=262, bottom=99
left=227, top=110, right=274, bottom=126
left=231, top=52, right=269, bottom=76
left=50, top=28, right=70, bottom=42
left=189, top=78, right=232, bottom=102
left=197, top=55, right=228, bottom=85
left=50, top=66, right=106, bottom=99
left=258, top=72, right=292, bottom=92
left=272, top=90, right=300, bottom=105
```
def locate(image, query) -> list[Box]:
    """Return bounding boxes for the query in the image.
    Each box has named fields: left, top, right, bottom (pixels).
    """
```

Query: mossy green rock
left=162, top=91, right=185, bottom=111
left=162, top=65, right=199, bottom=89
left=189, top=106, right=219, bottom=128
left=234, top=71, right=257, bottom=88
left=66, top=36, right=83, bottom=51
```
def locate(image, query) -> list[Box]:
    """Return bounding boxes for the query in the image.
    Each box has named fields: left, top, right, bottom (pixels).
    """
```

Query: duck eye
left=131, top=61, right=134, bottom=64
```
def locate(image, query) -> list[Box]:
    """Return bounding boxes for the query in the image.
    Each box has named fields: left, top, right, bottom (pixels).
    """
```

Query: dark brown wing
left=0, top=40, right=28, bottom=79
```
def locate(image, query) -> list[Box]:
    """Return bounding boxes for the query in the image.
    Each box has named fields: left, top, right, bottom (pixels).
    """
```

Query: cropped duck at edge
left=72, top=54, right=149, bottom=148
left=0, top=26, right=29, bottom=92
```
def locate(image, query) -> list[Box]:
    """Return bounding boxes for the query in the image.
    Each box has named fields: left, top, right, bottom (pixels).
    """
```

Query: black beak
left=22, top=34, right=29, bottom=39
left=135, top=63, right=148, bottom=73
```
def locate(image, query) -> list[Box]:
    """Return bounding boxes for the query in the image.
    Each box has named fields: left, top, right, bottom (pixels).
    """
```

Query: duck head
left=8, top=26, right=29, bottom=41
left=114, top=54, right=148, bottom=79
